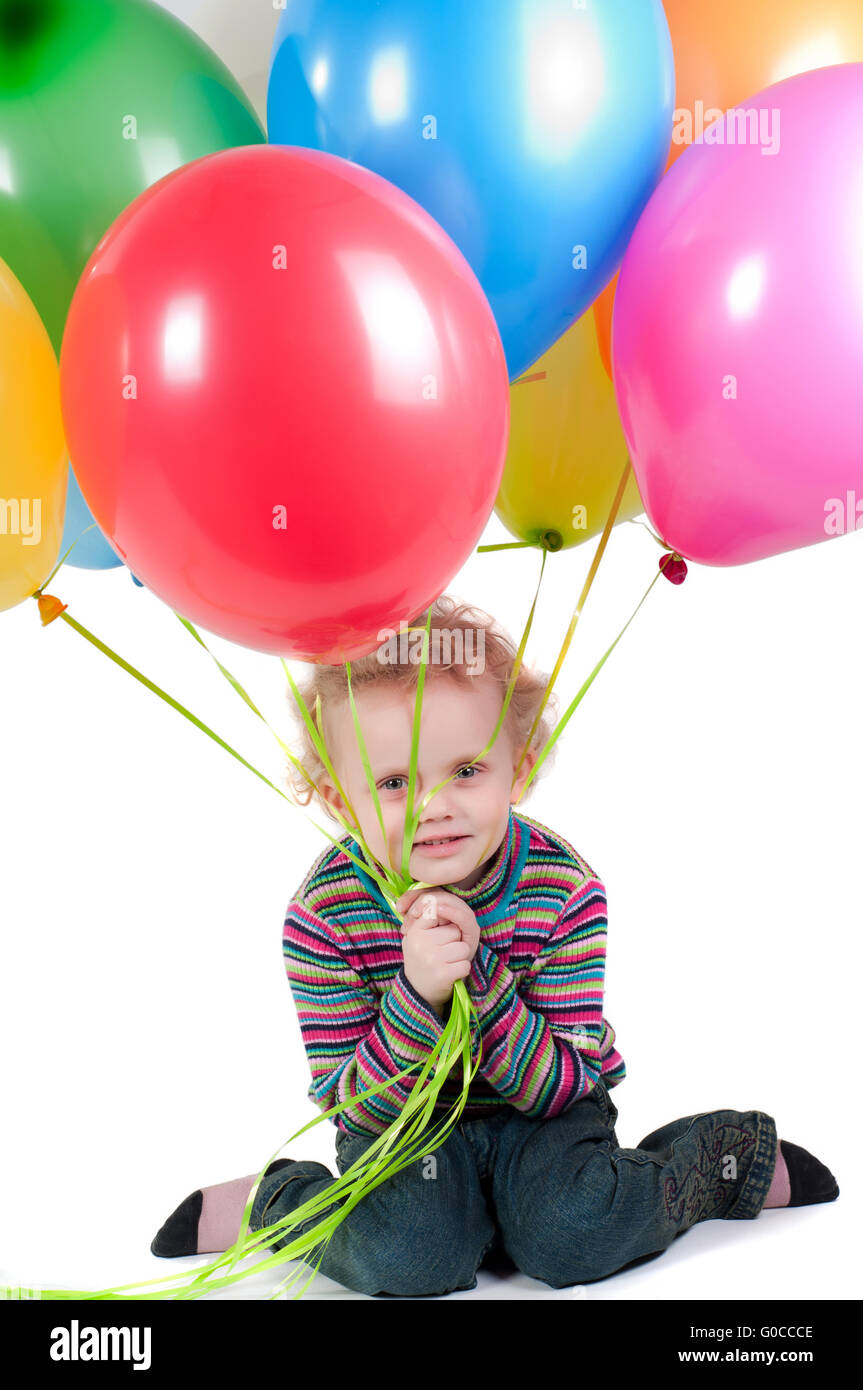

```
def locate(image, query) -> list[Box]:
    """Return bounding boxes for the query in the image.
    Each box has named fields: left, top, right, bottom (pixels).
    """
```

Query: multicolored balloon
left=0, top=257, right=67, bottom=613
left=612, top=63, right=863, bottom=567
left=0, top=0, right=265, bottom=568
left=595, top=0, right=863, bottom=378
left=664, top=0, right=863, bottom=167
left=60, top=145, right=511, bottom=660
left=267, top=0, right=674, bottom=382
left=495, top=312, right=643, bottom=553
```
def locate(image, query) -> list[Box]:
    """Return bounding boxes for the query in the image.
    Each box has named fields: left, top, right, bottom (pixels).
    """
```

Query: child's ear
left=318, top=776, right=356, bottom=828
left=510, top=746, right=538, bottom=802
left=318, top=776, right=343, bottom=815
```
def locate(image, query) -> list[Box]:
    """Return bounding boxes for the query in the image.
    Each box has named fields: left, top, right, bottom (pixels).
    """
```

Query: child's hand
left=395, top=887, right=481, bottom=959
left=394, top=888, right=480, bottom=1017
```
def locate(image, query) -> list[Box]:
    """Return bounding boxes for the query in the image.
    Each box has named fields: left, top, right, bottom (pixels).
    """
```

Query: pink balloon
left=612, top=62, right=863, bottom=566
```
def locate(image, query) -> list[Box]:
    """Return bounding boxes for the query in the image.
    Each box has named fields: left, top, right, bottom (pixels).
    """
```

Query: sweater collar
left=444, top=806, right=520, bottom=915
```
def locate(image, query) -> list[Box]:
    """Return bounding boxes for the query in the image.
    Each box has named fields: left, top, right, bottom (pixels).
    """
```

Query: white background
left=2, top=513, right=859, bottom=1302
left=0, top=0, right=858, bottom=1304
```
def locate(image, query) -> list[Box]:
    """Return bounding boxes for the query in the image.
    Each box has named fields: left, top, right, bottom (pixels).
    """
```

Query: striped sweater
left=282, top=806, right=626, bottom=1137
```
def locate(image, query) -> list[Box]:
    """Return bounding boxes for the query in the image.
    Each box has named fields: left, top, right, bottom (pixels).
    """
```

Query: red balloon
left=60, top=145, right=509, bottom=660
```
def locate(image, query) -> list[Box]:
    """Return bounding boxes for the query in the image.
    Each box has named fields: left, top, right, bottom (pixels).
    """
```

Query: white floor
left=2, top=529, right=860, bottom=1306
left=2, top=1137, right=850, bottom=1303
left=158, top=1203, right=850, bottom=1301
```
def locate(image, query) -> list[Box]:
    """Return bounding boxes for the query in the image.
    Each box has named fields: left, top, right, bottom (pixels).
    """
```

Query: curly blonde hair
left=282, top=593, right=560, bottom=823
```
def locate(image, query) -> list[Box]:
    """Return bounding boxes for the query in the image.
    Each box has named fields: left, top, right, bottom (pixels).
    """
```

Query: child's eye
left=379, top=776, right=406, bottom=792
left=378, top=766, right=478, bottom=792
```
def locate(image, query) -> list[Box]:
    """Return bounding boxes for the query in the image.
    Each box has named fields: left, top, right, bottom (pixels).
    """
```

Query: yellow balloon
left=0, top=256, right=67, bottom=613
left=495, top=307, right=644, bottom=551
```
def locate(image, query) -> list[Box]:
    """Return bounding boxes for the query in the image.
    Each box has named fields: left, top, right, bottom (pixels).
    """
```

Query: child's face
left=317, top=674, right=538, bottom=890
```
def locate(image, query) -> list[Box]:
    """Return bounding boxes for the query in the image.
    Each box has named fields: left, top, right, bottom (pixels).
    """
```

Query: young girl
left=151, top=595, right=839, bottom=1296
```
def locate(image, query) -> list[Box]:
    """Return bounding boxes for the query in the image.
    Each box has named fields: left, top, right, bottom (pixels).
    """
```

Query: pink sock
left=762, top=1142, right=791, bottom=1208
left=196, top=1173, right=260, bottom=1253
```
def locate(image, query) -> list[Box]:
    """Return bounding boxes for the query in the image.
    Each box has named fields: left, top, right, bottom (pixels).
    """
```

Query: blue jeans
left=248, top=1080, right=778, bottom=1298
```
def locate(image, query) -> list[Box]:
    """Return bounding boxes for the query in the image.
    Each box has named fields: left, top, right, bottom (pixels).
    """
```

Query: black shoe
left=780, top=1139, right=839, bottom=1207
left=150, top=1159, right=295, bottom=1257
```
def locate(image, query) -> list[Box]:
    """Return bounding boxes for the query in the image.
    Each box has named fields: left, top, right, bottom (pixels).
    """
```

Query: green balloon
left=0, top=0, right=265, bottom=353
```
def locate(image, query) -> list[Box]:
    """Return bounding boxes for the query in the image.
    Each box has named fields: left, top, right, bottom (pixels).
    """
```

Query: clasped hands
left=394, top=887, right=480, bottom=1018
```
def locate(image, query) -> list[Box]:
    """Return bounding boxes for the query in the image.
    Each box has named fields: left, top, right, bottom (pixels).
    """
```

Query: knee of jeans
left=348, top=1184, right=494, bottom=1298
left=502, top=1162, right=622, bottom=1286
left=357, top=1228, right=488, bottom=1298
left=508, top=1227, right=620, bottom=1290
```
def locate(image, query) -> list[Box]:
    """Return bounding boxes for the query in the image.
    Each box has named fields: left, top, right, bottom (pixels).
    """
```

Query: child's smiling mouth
left=414, top=834, right=470, bottom=856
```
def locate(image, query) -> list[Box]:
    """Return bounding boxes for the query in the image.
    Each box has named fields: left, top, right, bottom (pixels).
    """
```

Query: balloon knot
left=659, top=552, right=688, bottom=585
left=539, top=529, right=563, bottom=552
left=36, top=593, right=68, bottom=625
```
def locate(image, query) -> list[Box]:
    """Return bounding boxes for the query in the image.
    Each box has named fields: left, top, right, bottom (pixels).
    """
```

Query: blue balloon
left=60, top=465, right=124, bottom=571
left=268, top=0, right=674, bottom=381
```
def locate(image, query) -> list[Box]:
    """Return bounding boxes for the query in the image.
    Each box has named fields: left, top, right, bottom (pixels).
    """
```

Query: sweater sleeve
left=462, top=871, right=613, bottom=1118
left=283, top=900, right=449, bottom=1137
